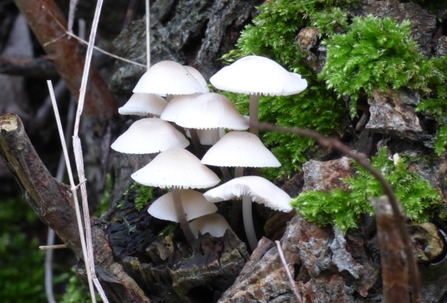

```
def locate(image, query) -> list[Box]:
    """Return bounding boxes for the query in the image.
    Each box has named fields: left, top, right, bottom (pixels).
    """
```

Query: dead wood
left=0, top=113, right=149, bottom=303
left=0, top=56, right=58, bottom=78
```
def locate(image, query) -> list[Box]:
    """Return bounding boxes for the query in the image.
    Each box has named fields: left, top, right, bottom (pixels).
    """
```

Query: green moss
left=319, top=15, right=441, bottom=117
left=415, top=55, right=447, bottom=154
left=59, top=268, right=99, bottom=303
left=122, top=182, right=155, bottom=211
left=222, top=0, right=352, bottom=177
left=291, top=148, right=442, bottom=232
left=0, top=198, right=46, bottom=303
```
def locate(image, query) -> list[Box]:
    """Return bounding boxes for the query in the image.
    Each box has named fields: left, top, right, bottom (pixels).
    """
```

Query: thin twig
left=44, top=229, right=56, bottom=303
left=43, top=7, right=146, bottom=68
left=68, top=0, right=79, bottom=34
left=275, top=240, right=303, bottom=303
left=47, top=80, right=97, bottom=303
left=44, top=83, right=75, bottom=303
left=145, top=0, right=150, bottom=69
left=40, top=244, right=68, bottom=250
left=72, top=1, right=109, bottom=301
left=255, top=121, right=421, bottom=303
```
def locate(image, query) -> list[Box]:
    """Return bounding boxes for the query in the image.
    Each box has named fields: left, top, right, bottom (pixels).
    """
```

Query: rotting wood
left=0, top=114, right=149, bottom=303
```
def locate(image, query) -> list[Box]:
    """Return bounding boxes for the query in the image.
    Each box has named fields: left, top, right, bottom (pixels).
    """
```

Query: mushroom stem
left=172, top=188, right=195, bottom=244
left=249, top=94, right=260, bottom=136
left=242, top=195, right=258, bottom=251
left=188, top=128, right=203, bottom=156
left=234, top=166, right=244, bottom=178
left=230, top=166, right=244, bottom=231
left=166, top=94, right=174, bottom=102
left=220, top=167, right=232, bottom=180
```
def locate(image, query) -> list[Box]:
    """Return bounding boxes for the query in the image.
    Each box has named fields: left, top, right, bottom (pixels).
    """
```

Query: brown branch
left=0, top=113, right=81, bottom=256
left=13, top=0, right=118, bottom=122
left=255, top=121, right=420, bottom=303
left=0, top=56, right=58, bottom=78
left=371, top=196, right=410, bottom=302
left=0, top=114, right=149, bottom=303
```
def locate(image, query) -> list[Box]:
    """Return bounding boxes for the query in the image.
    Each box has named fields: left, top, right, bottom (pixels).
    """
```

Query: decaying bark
left=0, top=113, right=149, bottom=303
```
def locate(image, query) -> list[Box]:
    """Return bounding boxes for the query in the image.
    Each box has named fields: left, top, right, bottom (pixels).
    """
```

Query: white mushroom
left=201, top=131, right=281, bottom=228
left=133, top=60, right=208, bottom=97
left=148, top=189, right=217, bottom=222
left=160, top=93, right=203, bottom=122
left=189, top=213, right=231, bottom=238
left=118, top=93, right=167, bottom=116
left=111, top=118, right=189, bottom=154
left=204, top=176, right=292, bottom=250
left=184, top=66, right=209, bottom=93
left=210, top=55, right=307, bottom=135
left=175, top=92, right=249, bottom=130
left=201, top=131, right=280, bottom=169
left=174, top=92, right=249, bottom=154
left=132, top=147, right=220, bottom=243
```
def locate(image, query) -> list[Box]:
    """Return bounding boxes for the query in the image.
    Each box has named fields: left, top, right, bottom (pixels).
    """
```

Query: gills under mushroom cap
left=201, top=131, right=280, bottom=167
left=118, top=93, right=167, bottom=116
left=189, top=213, right=231, bottom=238
left=148, top=189, right=217, bottom=222
left=204, top=176, right=292, bottom=212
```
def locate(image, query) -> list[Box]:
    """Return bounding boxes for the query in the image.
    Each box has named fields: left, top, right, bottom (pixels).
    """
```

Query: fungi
left=132, top=147, right=220, bottom=243
left=210, top=55, right=307, bottom=135
left=204, top=176, right=292, bottom=250
left=189, top=213, right=231, bottom=238
left=118, top=93, right=167, bottom=117
left=111, top=118, right=189, bottom=154
left=133, top=60, right=208, bottom=98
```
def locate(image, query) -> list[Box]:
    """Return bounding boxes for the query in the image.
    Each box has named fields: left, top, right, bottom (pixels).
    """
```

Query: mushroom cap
left=201, top=131, right=280, bottom=167
left=175, top=93, right=249, bottom=130
left=133, top=60, right=208, bottom=96
left=210, top=55, right=308, bottom=96
left=160, top=93, right=202, bottom=122
left=189, top=213, right=231, bottom=238
left=184, top=66, right=209, bottom=93
left=204, top=176, right=292, bottom=212
left=131, top=147, right=221, bottom=189
left=148, top=189, right=217, bottom=222
left=118, top=93, right=167, bottom=116
left=111, top=118, right=189, bottom=154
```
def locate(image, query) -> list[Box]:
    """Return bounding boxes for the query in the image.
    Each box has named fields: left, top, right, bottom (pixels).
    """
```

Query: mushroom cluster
left=111, top=55, right=307, bottom=250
